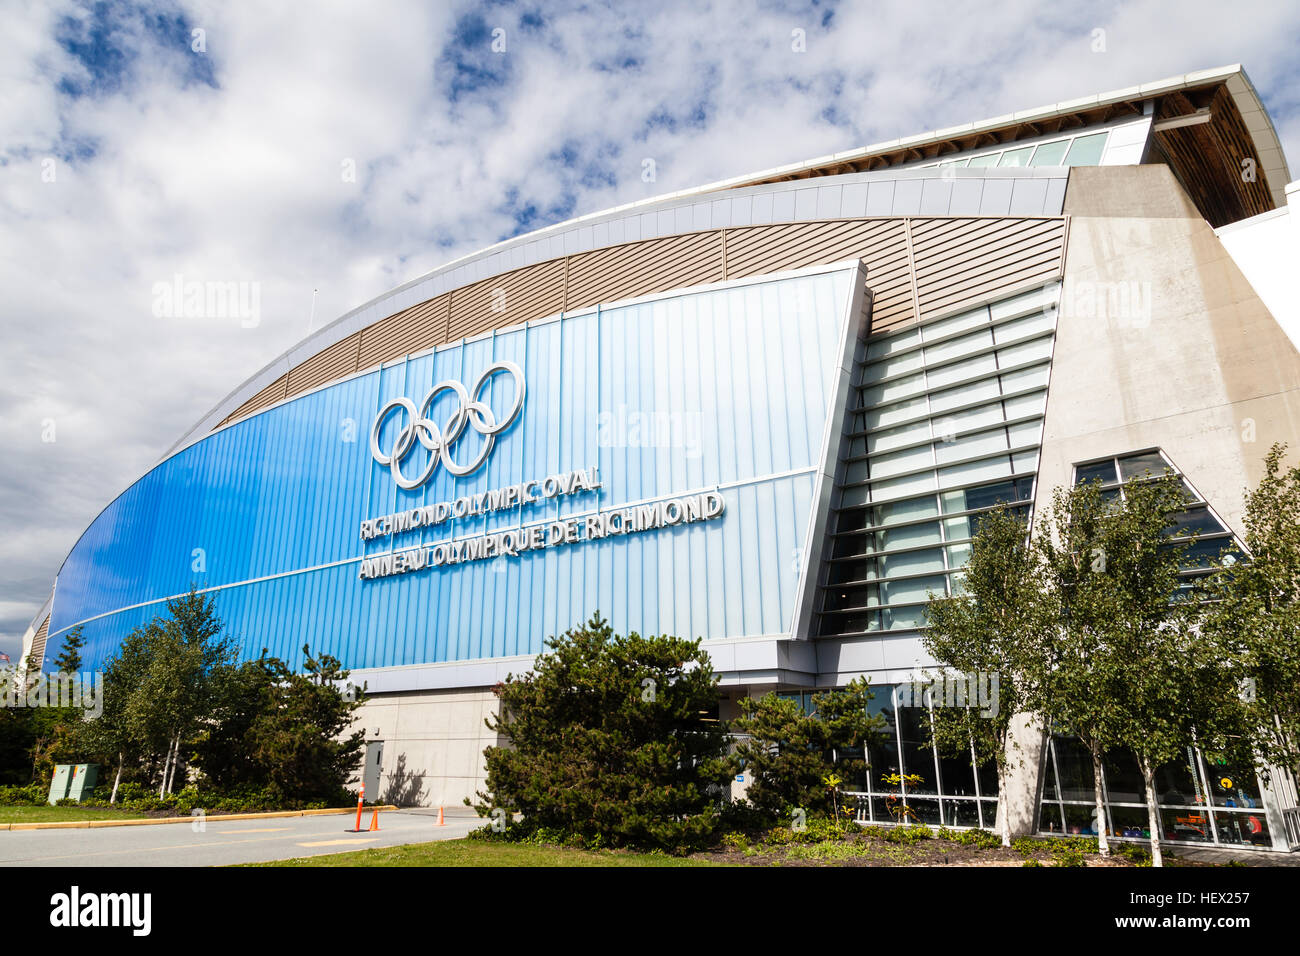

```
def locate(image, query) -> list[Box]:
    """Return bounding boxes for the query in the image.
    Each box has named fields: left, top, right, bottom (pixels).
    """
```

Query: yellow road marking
left=297, top=839, right=379, bottom=847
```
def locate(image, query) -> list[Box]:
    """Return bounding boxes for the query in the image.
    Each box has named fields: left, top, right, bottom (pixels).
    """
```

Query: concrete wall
left=353, top=687, right=503, bottom=809
left=1047, top=164, right=1300, bottom=530
left=996, top=164, right=1300, bottom=836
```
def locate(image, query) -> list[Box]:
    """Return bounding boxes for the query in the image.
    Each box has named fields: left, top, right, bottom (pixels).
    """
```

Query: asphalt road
left=0, top=808, right=482, bottom=867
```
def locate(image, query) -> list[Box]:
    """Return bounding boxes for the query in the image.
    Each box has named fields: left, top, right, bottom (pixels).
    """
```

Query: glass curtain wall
left=1039, top=735, right=1274, bottom=848
left=816, top=282, right=1060, bottom=636
left=782, top=685, right=1000, bottom=828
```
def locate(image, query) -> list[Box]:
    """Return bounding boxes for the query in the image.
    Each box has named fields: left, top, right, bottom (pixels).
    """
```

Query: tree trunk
left=165, top=732, right=180, bottom=795
left=1089, top=741, right=1110, bottom=856
left=110, top=754, right=123, bottom=804
left=996, top=761, right=1011, bottom=847
left=1138, top=754, right=1164, bottom=867
left=171, top=731, right=182, bottom=793
left=158, top=734, right=174, bottom=799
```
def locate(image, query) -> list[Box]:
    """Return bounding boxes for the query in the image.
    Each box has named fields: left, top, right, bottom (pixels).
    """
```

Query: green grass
left=777, top=839, right=928, bottom=864
left=250, top=838, right=727, bottom=867
left=0, top=804, right=150, bottom=823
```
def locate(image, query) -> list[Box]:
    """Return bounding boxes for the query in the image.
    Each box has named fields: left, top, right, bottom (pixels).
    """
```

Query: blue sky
left=2, top=0, right=1299, bottom=658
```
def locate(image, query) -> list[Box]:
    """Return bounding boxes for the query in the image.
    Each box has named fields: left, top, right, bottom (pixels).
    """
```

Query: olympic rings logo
left=369, top=361, right=525, bottom=488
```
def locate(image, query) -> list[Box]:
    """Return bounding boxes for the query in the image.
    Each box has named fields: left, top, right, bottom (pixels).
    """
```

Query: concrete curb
left=1, top=805, right=400, bottom=831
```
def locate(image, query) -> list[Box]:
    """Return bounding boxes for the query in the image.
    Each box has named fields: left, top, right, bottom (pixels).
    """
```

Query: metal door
left=364, top=741, right=384, bottom=800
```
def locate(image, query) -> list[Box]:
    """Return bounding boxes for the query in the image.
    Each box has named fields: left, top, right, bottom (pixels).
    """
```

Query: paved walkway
left=1168, top=844, right=1300, bottom=866
left=0, top=807, right=482, bottom=867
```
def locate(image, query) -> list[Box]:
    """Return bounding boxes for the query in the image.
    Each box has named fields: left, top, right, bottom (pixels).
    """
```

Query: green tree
left=1025, top=478, right=1131, bottom=857
left=127, top=591, right=238, bottom=796
left=1029, top=471, right=1242, bottom=866
left=0, top=661, right=36, bottom=784
left=237, top=646, right=366, bottom=805
left=78, top=629, right=153, bottom=801
left=1098, top=474, right=1225, bottom=868
left=76, top=591, right=239, bottom=798
left=923, top=504, right=1050, bottom=847
left=52, top=627, right=85, bottom=674
left=81, top=612, right=362, bottom=807
left=189, top=654, right=280, bottom=791
left=475, top=613, right=734, bottom=852
left=1204, top=443, right=1300, bottom=778
left=732, top=678, right=884, bottom=822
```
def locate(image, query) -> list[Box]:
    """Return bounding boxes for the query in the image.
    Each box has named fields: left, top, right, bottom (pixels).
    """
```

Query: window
left=922, top=305, right=989, bottom=340
left=859, top=396, right=929, bottom=432
left=1117, top=450, right=1168, bottom=480
left=867, top=495, right=940, bottom=528
left=1029, top=139, right=1070, bottom=166
left=1063, top=131, right=1107, bottom=166
left=998, top=146, right=1034, bottom=167
left=915, top=130, right=1112, bottom=174
left=946, top=476, right=1033, bottom=512
left=1069, top=450, right=1241, bottom=579
left=1074, top=459, right=1117, bottom=486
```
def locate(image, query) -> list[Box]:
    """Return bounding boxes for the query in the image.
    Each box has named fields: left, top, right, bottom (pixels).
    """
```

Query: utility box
left=67, top=764, right=98, bottom=801
left=48, top=765, right=73, bottom=804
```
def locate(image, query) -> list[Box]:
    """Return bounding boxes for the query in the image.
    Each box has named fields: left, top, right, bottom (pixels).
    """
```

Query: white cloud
left=1, top=0, right=1298, bottom=656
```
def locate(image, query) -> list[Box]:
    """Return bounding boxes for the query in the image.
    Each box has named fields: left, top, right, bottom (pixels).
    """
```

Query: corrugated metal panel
left=51, top=270, right=858, bottom=673
left=725, top=219, right=895, bottom=276
left=909, top=217, right=1066, bottom=320
left=565, top=232, right=724, bottom=310
left=914, top=223, right=1063, bottom=296
left=447, top=259, right=565, bottom=341
left=29, top=615, right=49, bottom=670
left=724, top=220, right=914, bottom=332
left=220, top=375, right=288, bottom=426
left=357, top=294, right=449, bottom=370
left=286, top=332, right=361, bottom=396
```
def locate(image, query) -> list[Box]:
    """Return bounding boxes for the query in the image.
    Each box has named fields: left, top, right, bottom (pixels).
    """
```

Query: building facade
left=24, top=65, right=1300, bottom=850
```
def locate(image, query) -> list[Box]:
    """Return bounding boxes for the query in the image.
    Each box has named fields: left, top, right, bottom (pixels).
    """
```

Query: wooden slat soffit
left=1149, top=85, right=1275, bottom=227
left=219, top=216, right=1066, bottom=428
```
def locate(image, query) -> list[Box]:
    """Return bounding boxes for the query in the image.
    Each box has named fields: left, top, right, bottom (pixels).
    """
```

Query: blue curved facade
left=50, top=267, right=860, bottom=672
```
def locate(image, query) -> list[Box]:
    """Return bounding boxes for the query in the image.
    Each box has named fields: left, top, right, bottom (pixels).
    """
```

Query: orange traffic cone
left=347, top=784, right=365, bottom=832
left=436, top=805, right=445, bottom=826
left=368, top=808, right=380, bottom=832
